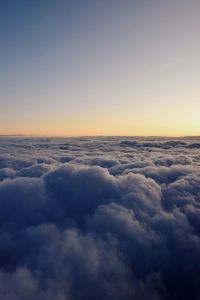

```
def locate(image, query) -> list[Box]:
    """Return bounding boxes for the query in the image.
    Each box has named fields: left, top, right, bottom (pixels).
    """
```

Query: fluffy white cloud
left=0, top=137, right=200, bottom=299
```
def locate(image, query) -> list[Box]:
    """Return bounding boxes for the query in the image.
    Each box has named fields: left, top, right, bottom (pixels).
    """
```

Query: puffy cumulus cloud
left=72, top=156, right=119, bottom=168
left=164, top=172, right=200, bottom=210
left=118, top=139, right=200, bottom=150
left=0, top=137, right=200, bottom=299
left=44, top=165, right=119, bottom=220
left=16, top=163, right=53, bottom=178
left=0, top=176, right=46, bottom=228
left=0, top=167, right=15, bottom=181
left=123, top=164, right=197, bottom=184
left=153, top=154, right=193, bottom=167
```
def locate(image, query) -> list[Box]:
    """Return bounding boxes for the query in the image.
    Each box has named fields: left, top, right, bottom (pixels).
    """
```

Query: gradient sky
left=1, top=0, right=200, bottom=136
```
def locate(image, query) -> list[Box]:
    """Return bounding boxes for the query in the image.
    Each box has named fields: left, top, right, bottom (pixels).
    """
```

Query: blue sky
left=1, top=0, right=200, bottom=136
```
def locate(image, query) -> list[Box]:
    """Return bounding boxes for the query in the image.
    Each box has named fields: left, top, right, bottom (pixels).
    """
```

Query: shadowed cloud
left=0, top=137, right=200, bottom=299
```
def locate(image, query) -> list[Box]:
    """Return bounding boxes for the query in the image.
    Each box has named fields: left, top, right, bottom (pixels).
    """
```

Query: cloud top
left=0, top=137, right=200, bottom=300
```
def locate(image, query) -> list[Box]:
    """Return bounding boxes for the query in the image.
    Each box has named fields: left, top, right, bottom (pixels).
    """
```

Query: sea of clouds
left=0, top=136, right=200, bottom=300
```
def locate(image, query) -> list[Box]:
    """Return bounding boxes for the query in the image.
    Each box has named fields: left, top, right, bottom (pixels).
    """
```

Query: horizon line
left=1, top=134, right=200, bottom=139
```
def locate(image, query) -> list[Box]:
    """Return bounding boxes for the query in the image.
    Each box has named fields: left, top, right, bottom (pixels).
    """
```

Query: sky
left=0, top=0, right=200, bottom=136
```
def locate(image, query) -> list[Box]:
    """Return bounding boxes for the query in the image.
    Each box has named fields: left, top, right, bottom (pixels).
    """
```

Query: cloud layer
left=0, top=136, right=200, bottom=300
